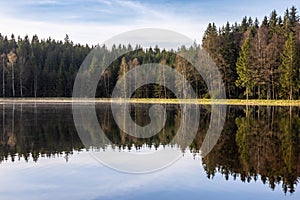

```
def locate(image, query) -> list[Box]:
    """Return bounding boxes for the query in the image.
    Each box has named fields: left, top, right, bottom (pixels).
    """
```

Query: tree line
left=0, top=6, right=299, bottom=99
left=0, top=34, right=91, bottom=97
left=203, top=6, right=300, bottom=99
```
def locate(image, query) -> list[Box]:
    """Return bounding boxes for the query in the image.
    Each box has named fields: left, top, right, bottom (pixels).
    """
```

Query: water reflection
left=0, top=103, right=299, bottom=194
left=0, top=104, right=84, bottom=162
left=203, top=106, right=300, bottom=194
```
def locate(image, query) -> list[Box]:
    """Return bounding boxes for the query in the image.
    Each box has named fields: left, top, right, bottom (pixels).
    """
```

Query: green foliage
left=235, top=37, right=254, bottom=99
left=0, top=7, right=299, bottom=99
left=202, top=6, right=300, bottom=100
left=279, top=32, right=299, bottom=100
left=0, top=34, right=91, bottom=97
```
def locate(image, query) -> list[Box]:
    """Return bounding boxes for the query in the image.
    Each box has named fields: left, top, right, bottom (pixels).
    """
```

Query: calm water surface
left=0, top=103, right=299, bottom=199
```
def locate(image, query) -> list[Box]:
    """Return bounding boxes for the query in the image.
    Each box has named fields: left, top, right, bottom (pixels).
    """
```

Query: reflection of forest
left=0, top=104, right=299, bottom=193
left=0, top=104, right=84, bottom=162
left=203, top=106, right=300, bottom=194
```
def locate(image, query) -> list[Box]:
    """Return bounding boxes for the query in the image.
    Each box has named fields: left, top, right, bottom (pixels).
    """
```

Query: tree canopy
left=0, top=6, right=299, bottom=99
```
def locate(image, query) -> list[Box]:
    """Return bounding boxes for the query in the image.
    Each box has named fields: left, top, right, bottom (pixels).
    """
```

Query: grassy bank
left=0, top=98, right=300, bottom=106
left=128, top=99, right=300, bottom=106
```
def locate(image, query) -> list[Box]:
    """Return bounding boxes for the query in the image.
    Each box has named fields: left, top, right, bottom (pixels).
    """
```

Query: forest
left=0, top=6, right=299, bottom=99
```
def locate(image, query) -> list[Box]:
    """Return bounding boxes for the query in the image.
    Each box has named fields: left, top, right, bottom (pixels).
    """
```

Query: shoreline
left=0, top=98, right=300, bottom=106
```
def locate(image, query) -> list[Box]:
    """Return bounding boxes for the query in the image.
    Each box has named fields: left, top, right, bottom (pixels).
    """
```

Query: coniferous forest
left=0, top=7, right=299, bottom=99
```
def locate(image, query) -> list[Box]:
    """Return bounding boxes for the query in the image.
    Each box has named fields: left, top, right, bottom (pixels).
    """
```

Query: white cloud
left=0, top=0, right=215, bottom=46
left=36, top=0, right=60, bottom=5
left=0, top=1, right=207, bottom=46
left=4, top=0, right=297, bottom=46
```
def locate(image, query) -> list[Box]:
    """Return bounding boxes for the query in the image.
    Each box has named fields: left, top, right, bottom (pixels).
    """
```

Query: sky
left=0, top=0, right=299, bottom=45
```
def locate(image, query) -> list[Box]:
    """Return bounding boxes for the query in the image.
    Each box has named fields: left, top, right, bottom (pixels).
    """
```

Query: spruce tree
left=236, top=36, right=253, bottom=99
left=279, top=32, right=298, bottom=100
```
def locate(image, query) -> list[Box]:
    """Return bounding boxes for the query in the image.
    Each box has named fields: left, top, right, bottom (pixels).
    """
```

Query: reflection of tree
left=1, top=104, right=299, bottom=194
left=202, top=106, right=300, bottom=194
left=279, top=107, right=300, bottom=193
left=102, top=104, right=182, bottom=150
left=202, top=106, right=241, bottom=180
left=235, top=107, right=254, bottom=172
left=0, top=104, right=84, bottom=163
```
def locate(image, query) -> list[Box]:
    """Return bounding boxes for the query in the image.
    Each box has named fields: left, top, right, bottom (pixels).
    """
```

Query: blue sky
left=0, top=0, right=299, bottom=45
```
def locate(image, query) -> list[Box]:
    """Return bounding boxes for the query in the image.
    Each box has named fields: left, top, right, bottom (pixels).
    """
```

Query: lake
left=0, top=103, right=299, bottom=200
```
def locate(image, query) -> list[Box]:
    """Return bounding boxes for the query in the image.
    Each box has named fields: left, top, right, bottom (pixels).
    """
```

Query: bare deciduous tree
left=7, top=51, right=17, bottom=97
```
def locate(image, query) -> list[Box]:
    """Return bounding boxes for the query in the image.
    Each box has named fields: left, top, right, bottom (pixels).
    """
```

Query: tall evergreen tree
left=279, top=32, right=299, bottom=100
left=236, top=36, right=254, bottom=99
left=17, top=35, right=30, bottom=97
left=1, top=53, right=6, bottom=97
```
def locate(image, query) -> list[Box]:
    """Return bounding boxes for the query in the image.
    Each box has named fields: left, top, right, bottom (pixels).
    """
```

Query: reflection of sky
left=0, top=150, right=298, bottom=200
left=0, top=0, right=298, bottom=45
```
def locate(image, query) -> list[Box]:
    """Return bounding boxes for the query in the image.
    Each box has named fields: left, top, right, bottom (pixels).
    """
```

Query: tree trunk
left=290, top=86, right=293, bottom=100
left=12, top=64, right=15, bottom=97
left=267, top=83, right=270, bottom=100
left=229, top=84, right=232, bottom=99
left=289, top=106, right=292, bottom=123
left=107, top=76, right=110, bottom=97
left=34, top=66, right=38, bottom=98
left=12, top=104, right=15, bottom=135
left=2, top=58, right=5, bottom=97
left=20, top=73, right=23, bottom=97
left=272, top=78, right=275, bottom=100
left=2, top=104, right=5, bottom=141
left=163, top=66, right=166, bottom=98
left=34, top=74, right=37, bottom=98
left=195, top=77, right=198, bottom=98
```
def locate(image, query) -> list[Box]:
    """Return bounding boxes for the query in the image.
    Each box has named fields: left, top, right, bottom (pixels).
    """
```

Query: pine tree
left=202, top=23, right=219, bottom=58
left=289, top=6, right=299, bottom=28
left=219, top=22, right=239, bottom=98
left=17, top=35, right=30, bottom=97
left=269, top=10, right=278, bottom=36
left=1, top=53, right=6, bottom=97
left=279, top=32, right=299, bottom=100
left=236, top=36, right=254, bottom=99
left=30, top=35, right=41, bottom=97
